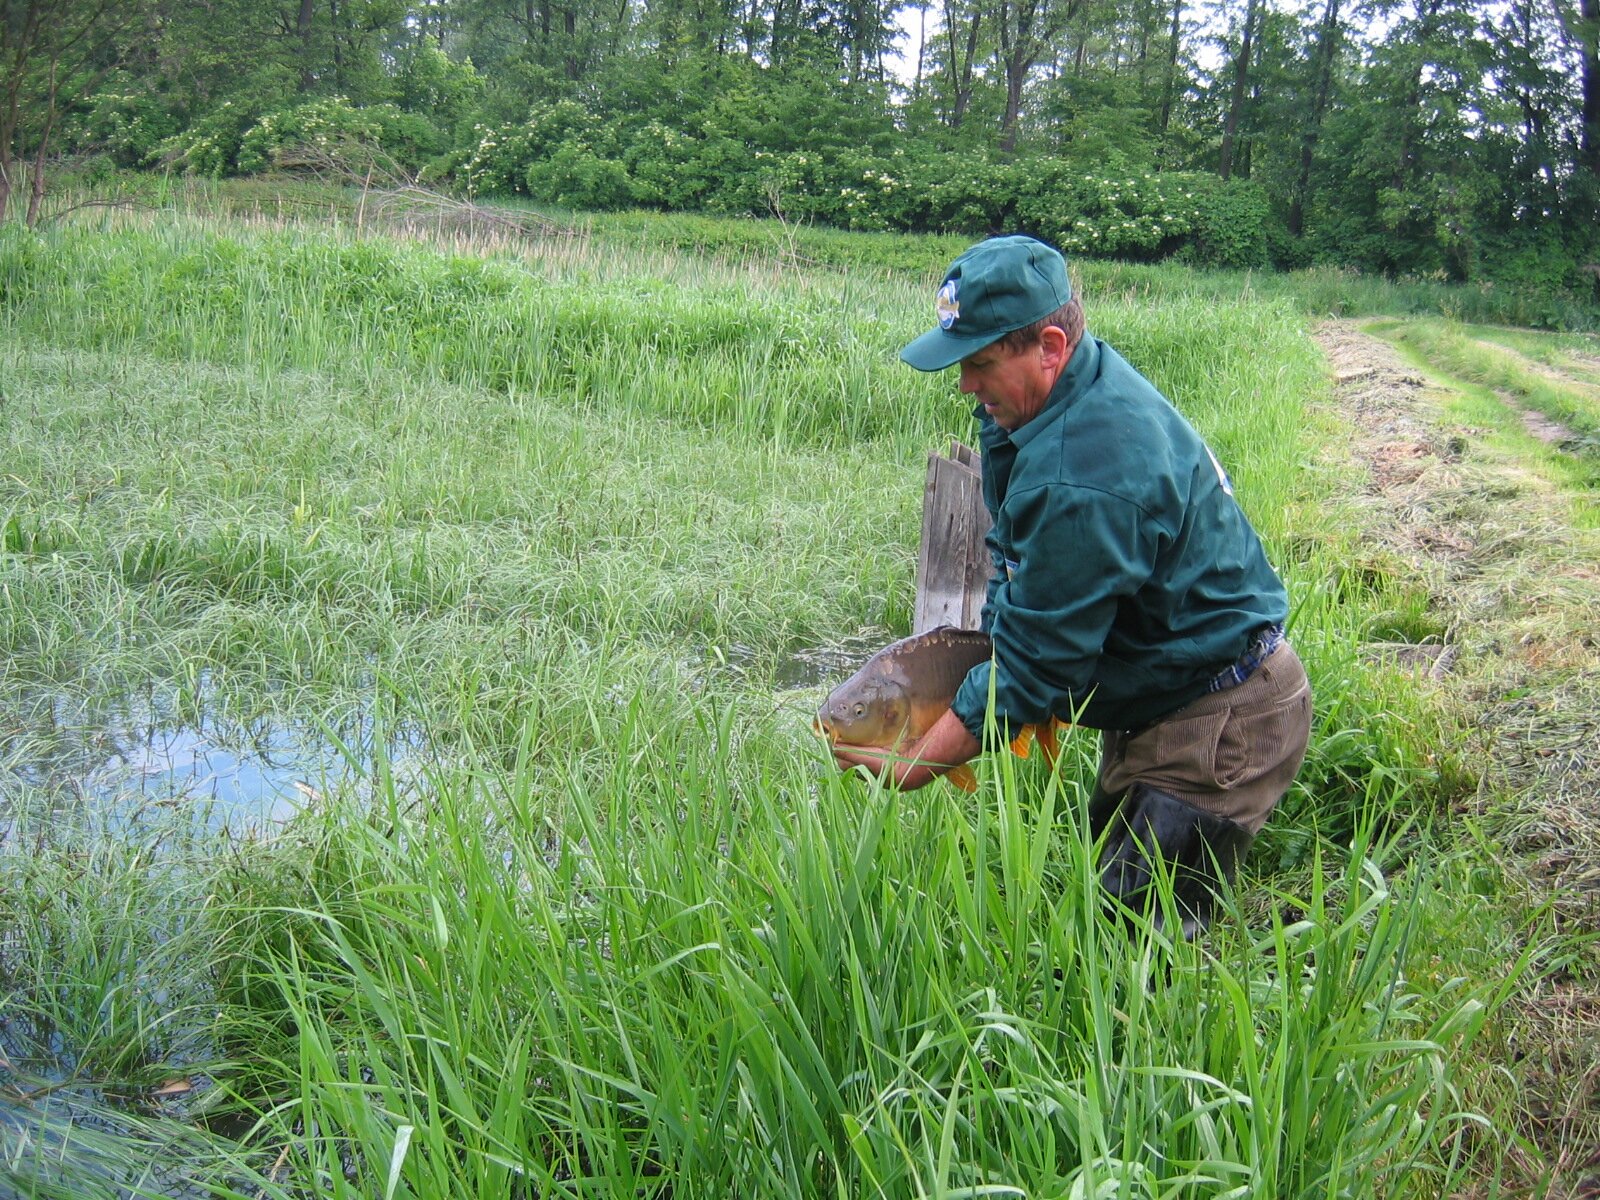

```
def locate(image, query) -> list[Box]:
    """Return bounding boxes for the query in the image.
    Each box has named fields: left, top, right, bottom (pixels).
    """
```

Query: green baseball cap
left=900, top=235, right=1073, bottom=372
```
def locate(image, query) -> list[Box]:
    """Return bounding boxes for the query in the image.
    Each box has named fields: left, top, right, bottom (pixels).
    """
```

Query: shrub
left=1188, top=179, right=1271, bottom=269
left=158, top=101, right=257, bottom=177
left=524, top=141, right=636, bottom=210
left=1019, top=165, right=1204, bottom=259
left=72, top=90, right=182, bottom=168
left=235, top=98, right=443, bottom=176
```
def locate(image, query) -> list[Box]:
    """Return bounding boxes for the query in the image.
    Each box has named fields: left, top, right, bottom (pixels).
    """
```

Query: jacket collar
left=973, top=334, right=1100, bottom=450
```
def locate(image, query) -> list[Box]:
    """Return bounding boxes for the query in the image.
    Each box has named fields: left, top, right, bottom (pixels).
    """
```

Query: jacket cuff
left=951, top=661, right=993, bottom=744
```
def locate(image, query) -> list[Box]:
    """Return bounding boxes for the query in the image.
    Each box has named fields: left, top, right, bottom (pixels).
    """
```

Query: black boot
left=1085, top=783, right=1124, bottom=841
left=1097, top=782, right=1255, bottom=935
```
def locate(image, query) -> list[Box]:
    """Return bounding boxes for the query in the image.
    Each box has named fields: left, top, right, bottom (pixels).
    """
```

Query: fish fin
left=1009, top=725, right=1035, bottom=758
left=945, top=764, right=979, bottom=793
left=1038, top=718, right=1067, bottom=766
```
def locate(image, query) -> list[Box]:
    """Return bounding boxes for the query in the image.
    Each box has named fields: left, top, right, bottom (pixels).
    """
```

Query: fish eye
left=853, top=702, right=865, bottom=717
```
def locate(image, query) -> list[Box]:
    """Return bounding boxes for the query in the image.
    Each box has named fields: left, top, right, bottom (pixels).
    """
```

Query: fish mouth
left=812, top=717, right=836, bottom=742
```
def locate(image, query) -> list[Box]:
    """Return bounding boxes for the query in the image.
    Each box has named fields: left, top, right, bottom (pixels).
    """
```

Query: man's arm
left=830, top=708, right=980, bottom=791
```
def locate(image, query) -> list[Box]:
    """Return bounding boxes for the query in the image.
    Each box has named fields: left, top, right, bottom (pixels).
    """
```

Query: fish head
left=815, top=675, right=911, bottom=749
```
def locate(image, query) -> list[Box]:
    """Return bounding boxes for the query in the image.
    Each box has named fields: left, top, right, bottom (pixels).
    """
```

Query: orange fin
left=1009, top=725, right=1035, bottom=758
left=945, top=764, right=979, bottom=793
left=1037, top=719, right=1061, bottom=766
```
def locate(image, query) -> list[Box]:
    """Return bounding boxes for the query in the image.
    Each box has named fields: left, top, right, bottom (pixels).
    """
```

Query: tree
left=1554, top=0, right=1600, bottom=207
left=994, top=0, right=1083, bottom=150
left=1157, top=0, right=1185, bottom=136
left=1, top=0, right=147, bottom=223
left=1286, top=0, right=1342, bottom=236
left=1217, top=0, right=1260, bottom=179
left=928, top=0, right=984, bottom=130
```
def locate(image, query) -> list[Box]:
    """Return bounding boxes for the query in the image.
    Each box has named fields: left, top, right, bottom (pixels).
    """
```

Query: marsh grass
left=0, top=214, right=1556, bottom=1194
left=202, top=720, right=1528, bottom=1199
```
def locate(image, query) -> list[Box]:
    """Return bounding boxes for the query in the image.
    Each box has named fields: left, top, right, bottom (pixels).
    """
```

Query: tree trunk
left=914, top=2, right=927, bottom=97
left=3, top=1, right=46, bottom=221
left=1512, top=0, right=1558, bottom=197
left=26, top=129, right=49, bottom=227
left=1135, top=0, right=1156, bottom=100
left=998, top=0, right=1078, bottom=152
left=328, top=0, right=345, bottom=90
left=1218, top=0, right=1258, bottom=180
left=1288, top=0, right=1339, bottom=236
left=1580, top=0, right=1600, bottom=185
left=1391, top=0, right=1444, bottom=195
left=1158, top=0, right=1182, bottom=133
left=944, top=0, right=981, bottom=130
left=297, top=0, right=317, bottom=89
left=25, top=61, right=57, bottom=228
left=999, top=79, right=1022, bottom=150
left=1, top=60, right=19, bottom=224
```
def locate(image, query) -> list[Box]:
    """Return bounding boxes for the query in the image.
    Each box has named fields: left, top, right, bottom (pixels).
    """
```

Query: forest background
left=4, top=0, right=1600, bottom=323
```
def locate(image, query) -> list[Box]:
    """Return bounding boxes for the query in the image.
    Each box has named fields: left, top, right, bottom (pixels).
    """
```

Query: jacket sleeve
left=952, top=482, right=1161, bottom=739
left=979, top=524, right=1007, bottom=635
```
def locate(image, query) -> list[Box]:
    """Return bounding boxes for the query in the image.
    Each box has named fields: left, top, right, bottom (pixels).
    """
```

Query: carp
left=815, top=626, right=1063, bottom=791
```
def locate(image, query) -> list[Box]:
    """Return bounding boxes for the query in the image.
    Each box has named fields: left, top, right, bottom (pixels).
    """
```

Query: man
left=832, top=235, right=1312, bottom=928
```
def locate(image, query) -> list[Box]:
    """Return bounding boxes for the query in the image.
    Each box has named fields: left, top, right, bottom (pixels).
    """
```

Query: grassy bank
left=0, top=215, right=1553, bottom=1196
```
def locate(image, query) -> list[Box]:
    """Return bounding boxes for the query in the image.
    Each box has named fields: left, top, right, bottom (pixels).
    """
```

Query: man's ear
left=1038, top=324, right=1071, bottom=372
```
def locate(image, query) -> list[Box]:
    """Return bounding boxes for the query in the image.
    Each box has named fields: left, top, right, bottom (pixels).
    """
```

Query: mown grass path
left=1318, top=320, right=1600, bottom=1194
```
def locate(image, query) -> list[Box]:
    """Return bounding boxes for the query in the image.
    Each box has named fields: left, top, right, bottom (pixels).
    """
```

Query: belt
left=1205, top=623, right=1285, bottom=694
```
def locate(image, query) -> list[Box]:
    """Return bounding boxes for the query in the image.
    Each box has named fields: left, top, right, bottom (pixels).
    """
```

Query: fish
left=815, top=626, right=1064, bottom=791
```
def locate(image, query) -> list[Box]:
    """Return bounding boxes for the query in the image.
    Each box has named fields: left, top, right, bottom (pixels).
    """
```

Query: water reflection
left=0, top=682, right=423, bottom=845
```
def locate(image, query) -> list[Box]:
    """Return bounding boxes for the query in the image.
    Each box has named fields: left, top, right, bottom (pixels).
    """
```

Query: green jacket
left=950, top=335, right=1289, bottom=737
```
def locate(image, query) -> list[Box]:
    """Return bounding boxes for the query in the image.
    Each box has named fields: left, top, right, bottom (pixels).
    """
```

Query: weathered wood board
left=913, top=442, right=993, bottom=633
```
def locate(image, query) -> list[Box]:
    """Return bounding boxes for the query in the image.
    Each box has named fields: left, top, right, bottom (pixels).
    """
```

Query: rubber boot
left=1097, top=782, right=1255, bottom=935
left=1085, top=783, right=1124, bottom=842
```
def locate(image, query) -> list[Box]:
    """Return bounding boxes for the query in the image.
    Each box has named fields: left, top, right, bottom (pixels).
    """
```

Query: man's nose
left=958, top=367, right=976, bottom=393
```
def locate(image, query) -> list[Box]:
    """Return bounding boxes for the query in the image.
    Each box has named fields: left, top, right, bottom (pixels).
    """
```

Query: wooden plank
left=949, top=440, right=981, bottom=472
left=913, top=449, right=993, bottom=633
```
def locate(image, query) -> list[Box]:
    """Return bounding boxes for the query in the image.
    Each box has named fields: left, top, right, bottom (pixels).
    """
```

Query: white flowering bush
left=236, top=97, right=386, bottom=173
left=456, top=102, right=621, bottom=201
left=157, top=100, right=256, bottom=177
left=74, top=89, right=180, bottom=167
left=457, top=122, right=528, bottom=196
left=417, top=100, right=1271, bottom=264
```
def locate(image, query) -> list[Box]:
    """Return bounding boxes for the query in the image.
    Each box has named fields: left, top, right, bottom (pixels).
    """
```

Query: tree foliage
left=8, top=0, right=1598, bottom=313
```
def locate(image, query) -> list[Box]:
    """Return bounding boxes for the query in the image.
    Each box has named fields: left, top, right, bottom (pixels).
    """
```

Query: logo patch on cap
left=936, top=280, right=960, bottom=330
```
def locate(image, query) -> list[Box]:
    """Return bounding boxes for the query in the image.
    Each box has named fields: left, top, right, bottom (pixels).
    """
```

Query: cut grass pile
left=0, top=214, right=1563, bottom=1196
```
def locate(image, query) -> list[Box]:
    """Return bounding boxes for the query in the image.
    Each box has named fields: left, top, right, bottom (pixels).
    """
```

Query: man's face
left=958, top=339, right=1053, bottom=432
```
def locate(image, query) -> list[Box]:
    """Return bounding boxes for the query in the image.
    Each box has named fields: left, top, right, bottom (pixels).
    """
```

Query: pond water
left=0, top=681, right=424, bottom=1197
left=0, top=682, right=424, bottom=847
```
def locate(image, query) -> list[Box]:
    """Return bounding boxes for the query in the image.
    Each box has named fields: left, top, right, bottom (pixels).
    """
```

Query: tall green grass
left=203, top=716, right=1528, bottom=1199
left=0, top=216, right=1549, bottom=1195
left=0, top=220, right=1453, bottom=818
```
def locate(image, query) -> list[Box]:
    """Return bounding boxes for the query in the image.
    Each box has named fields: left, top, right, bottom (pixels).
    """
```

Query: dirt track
left=1315, top=321, right=1600, bottom=1194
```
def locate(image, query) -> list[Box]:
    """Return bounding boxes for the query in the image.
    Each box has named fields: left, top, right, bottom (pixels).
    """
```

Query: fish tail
left=1009, top=724, right=1035, bottom=758
left=1038, top=718, right=1067, bottom=766
left=946, top=764, right=979, bottom=793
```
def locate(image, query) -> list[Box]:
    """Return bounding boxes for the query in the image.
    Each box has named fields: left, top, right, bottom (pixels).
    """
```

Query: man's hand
left=829, top=709, right=981, bottom=791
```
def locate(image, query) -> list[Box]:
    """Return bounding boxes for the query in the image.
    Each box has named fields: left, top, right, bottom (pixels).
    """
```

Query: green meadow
left=0, top=208, right=1581, bottom=1197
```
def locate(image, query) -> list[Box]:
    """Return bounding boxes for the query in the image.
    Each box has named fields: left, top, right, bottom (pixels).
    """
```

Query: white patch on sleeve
left=1205, top=444, right=1235, bottom=496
